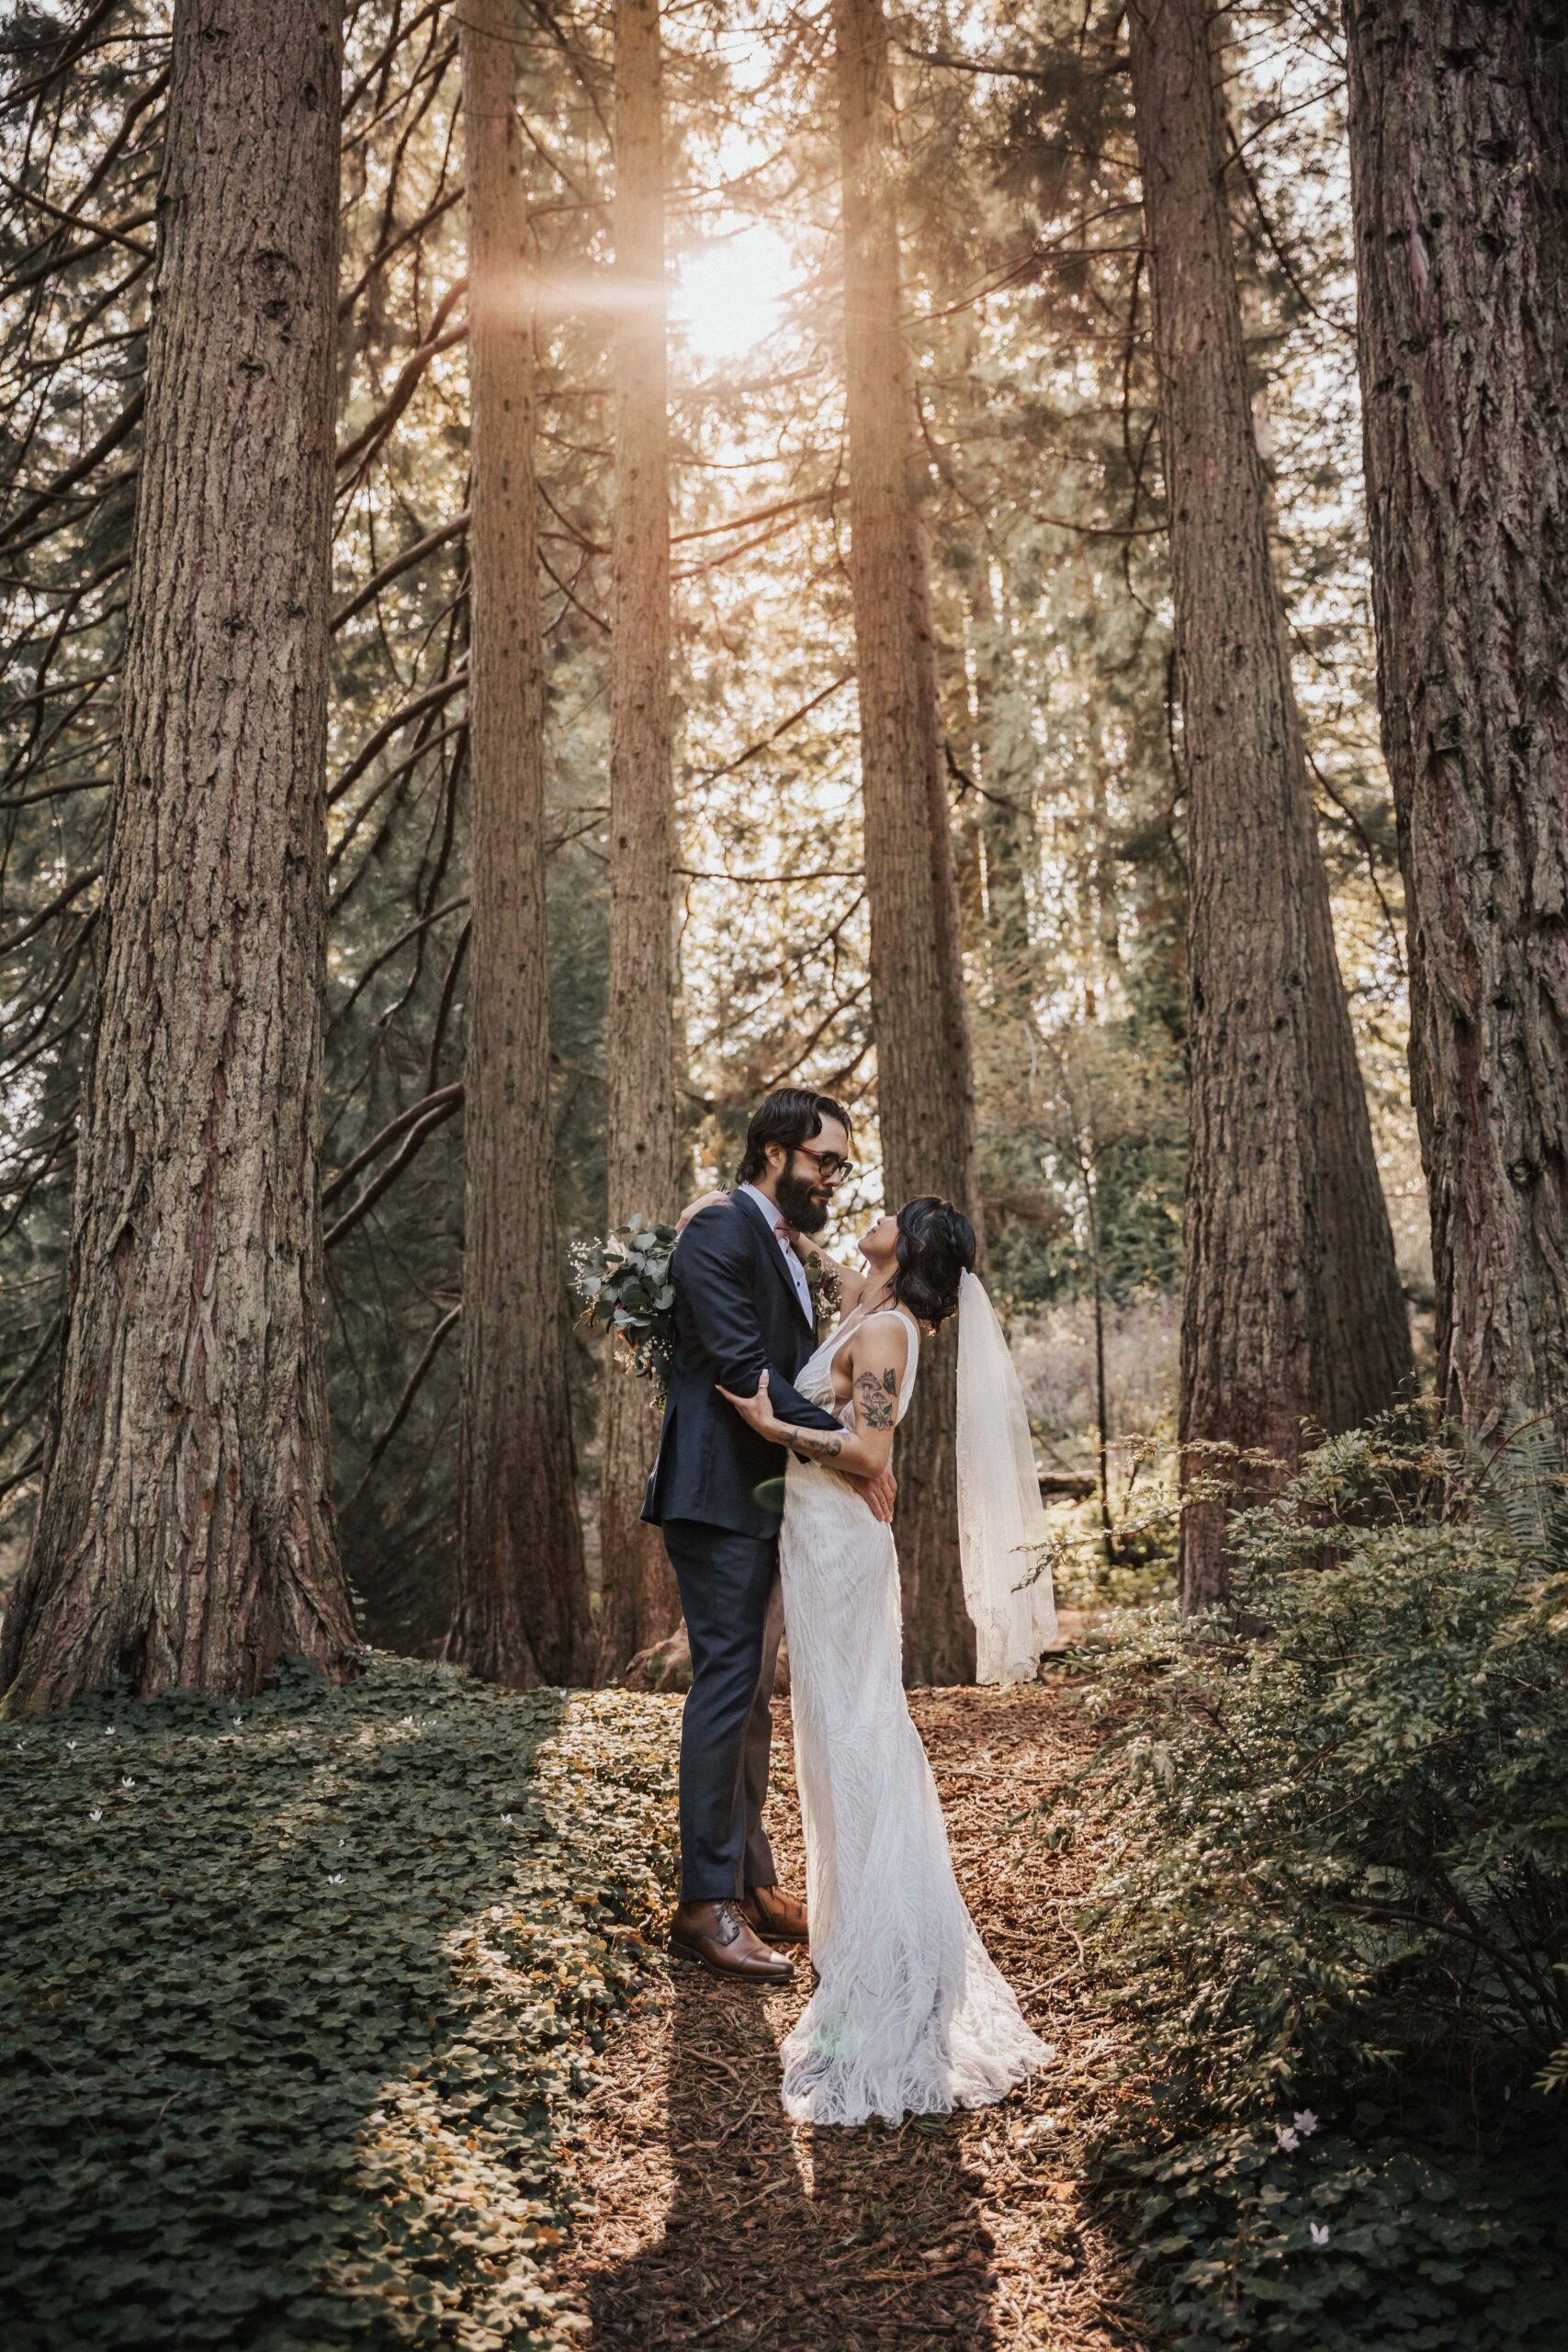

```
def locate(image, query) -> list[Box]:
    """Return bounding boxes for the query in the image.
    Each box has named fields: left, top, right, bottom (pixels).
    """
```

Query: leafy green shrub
left=1040, top=1431, right=1181, bottom=1618
left=0, top=1657, right=681, bottom=2351
left=1059, top=1420, right=1568, bottom=2348
left=1100, top=2118, right=1568, bottom=2349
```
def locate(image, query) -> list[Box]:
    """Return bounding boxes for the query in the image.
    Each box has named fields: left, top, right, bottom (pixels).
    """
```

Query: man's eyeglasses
left=790, top=1144, right=854, bottom=1182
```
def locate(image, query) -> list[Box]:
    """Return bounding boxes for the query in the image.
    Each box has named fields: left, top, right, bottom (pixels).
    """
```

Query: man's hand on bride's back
left=849, top=1465, right=897, bottom=1523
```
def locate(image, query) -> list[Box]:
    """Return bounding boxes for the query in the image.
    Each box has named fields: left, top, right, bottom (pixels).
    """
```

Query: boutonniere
left=800, top=1247, right=842, bottom=1336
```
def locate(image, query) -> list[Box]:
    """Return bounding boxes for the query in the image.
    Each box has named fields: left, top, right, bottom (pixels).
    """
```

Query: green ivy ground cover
left=0, top=1657, right=682, bottom=2351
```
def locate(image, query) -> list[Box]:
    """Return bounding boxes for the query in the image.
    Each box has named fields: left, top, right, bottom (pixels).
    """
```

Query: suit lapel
left=733, top=1188, right=815, bottom=1337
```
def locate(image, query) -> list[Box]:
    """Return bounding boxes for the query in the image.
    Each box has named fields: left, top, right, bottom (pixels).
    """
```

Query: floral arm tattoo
left=785, top=1358, right=897, bottom=1463
left=787, top=1424, right=847, bottom=1461
left=854, top=1365, right=899, bottom=1430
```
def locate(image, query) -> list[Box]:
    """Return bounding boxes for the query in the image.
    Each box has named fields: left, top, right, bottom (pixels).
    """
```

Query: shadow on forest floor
left=0, top=1657, right=674, bottom=2352
left=560, top=1686, right=1152, bottom=2352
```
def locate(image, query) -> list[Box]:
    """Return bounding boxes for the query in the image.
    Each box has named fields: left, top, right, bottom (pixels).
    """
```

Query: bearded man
left=643, top=1088, right=896, bottom=1983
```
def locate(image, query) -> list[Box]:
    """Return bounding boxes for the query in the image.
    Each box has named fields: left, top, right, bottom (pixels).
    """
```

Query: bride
left=717, top=1194, right=1057, bottom=2128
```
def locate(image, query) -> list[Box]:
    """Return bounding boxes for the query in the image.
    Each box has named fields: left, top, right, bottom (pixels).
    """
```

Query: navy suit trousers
left=660, top=1517, right=784, bottom=1902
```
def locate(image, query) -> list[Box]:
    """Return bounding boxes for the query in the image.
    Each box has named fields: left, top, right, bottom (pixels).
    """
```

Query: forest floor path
left=556, top=1682, right=1152, bottom=2352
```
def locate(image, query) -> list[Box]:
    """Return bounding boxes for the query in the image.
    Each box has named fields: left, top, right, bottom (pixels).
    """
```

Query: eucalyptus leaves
left=573, top=1216, right=681, bottom=1405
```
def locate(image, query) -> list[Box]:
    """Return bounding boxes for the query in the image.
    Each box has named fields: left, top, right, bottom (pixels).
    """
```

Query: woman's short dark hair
left=893, top=1196, right=976, bottom=1328
left=736, top=1088, right=853, bottom=1186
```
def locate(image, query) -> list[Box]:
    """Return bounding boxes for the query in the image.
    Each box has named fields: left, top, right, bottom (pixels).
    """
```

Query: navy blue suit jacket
left=642, top=1190, right=843, bottom=1538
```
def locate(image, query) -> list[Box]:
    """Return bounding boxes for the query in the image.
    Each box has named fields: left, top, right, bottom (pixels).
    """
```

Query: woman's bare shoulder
left=847, top=1310, right=910, bottom=1376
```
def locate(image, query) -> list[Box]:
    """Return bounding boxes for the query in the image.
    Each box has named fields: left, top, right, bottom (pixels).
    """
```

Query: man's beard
left=775, top=1166, right=830, bottom=1235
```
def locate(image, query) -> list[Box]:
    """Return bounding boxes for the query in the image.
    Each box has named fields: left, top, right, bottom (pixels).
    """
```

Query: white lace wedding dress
left=777, top=1305, right=1052, bottom=2127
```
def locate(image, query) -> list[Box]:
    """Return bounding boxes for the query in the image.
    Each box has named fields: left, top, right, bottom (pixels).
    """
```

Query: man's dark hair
left=736, top=1088, right=852, bottom=1186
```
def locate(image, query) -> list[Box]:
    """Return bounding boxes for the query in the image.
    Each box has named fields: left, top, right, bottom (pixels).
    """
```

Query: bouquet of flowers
left=573, top=1216, right=680, bottom=1406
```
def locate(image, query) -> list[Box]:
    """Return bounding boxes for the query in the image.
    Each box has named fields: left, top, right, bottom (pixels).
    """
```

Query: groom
left=643, top=1087, right=896, bottom=1984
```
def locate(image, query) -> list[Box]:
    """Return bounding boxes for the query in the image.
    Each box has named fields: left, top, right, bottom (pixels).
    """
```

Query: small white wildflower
left=401, top=1714, right=415, bottom=1726
left=1013, top=2117, right=1057, bottom=2145
left=488, top=1905, right=504, bottom=1921
left=103, top=1725, right=115, bottom=1736
left=1310, top=2222, right=1330, bottom=2249
left=231, top=1716, right=243, bottom=1729
left=501, top=1814, right=514, bottom=1826
left=14, top=1739, right=25, bottom=1751
left=88, top=1808, right=103, bottom=1823
left=327, top=1872, right=344, bottom=1886
left=367, top=2109, right=387, bottom=2126
left=1293, top=2109, right=1319, bottom=2138
left=120, top=1776, right=135, bottom=1790
left=1275, top=2125, right=1300, bottom=2152
left=65, top=1739, right=77, bottom=1752
left=338, top=1838, right=346, bottom=1849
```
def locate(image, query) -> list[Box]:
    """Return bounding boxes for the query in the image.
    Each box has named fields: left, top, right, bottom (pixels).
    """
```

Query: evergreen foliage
left=0, top=2, right=1420, bottom=1628
left=1057, top=1421, right=1568, bottom=2346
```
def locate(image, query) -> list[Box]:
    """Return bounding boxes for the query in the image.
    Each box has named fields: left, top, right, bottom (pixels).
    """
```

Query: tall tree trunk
left=445, top=0, right=591, bottom=1689
left=832, top=0, right=981, bottom=1685
left=1126, top=0, right=1411, bottom=1610
left=597, top=0, right=683, bottom=1681
left=1344, top=1, right=1568, bottom=1447
left=0, top=0, right=353, bottom=1713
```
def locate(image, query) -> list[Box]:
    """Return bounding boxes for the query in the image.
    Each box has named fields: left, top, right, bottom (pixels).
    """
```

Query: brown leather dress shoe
left=740, top=1883, right=809, bottom=1945
left=668, top=1898, right=795, bottom=1985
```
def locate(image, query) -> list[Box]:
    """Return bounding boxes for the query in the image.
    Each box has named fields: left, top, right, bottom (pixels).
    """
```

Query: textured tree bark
left=1126, top=0, right=1411, bottom=1609
left=833, top=0, right=981, bottom=1684
left=0, top=0, right=355, bottom=1712
left=597, top=0, right=684, bottom=1682
left=444, top=0, right=591, bottom=1689
left=1344, top=0, right=1568, bottom=1447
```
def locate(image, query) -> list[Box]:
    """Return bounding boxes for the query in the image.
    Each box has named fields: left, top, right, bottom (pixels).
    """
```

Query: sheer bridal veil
left=954, top=1270, right=1058, bottom=1682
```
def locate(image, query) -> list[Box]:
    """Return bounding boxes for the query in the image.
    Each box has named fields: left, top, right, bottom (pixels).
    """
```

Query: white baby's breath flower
left=1013, top=2117, right=1057, bottom=2145
left=1293, top=2109, right=1319, bottom=2137
left=231, top=1716, right=243, bottom=1729
left=1310, top=2222, right=1330, bottom=2248
left=327, top=1872, right=344, bottom=1885
left=401, top=1714, right=416, bottom=1726
left=120, top=1776, right=135, bottom=1790
left=501, top=1814, right=513, bottom=1826
left=65, top=1739, right=77, bottom=1751
left=88, top=1808, right=103, bottom=1823
left=1275, top=2125, right=1299, bottom=2152
left=103, top=1725, right=115, bottom=1736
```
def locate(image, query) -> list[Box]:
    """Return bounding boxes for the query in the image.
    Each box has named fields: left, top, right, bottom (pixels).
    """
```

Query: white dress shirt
left=738, top=1182, right=814, bottom=1322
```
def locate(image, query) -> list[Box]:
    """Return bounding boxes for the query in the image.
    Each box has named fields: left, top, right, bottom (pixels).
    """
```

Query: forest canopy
left=1, top=0, right=1563, bottom=1700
